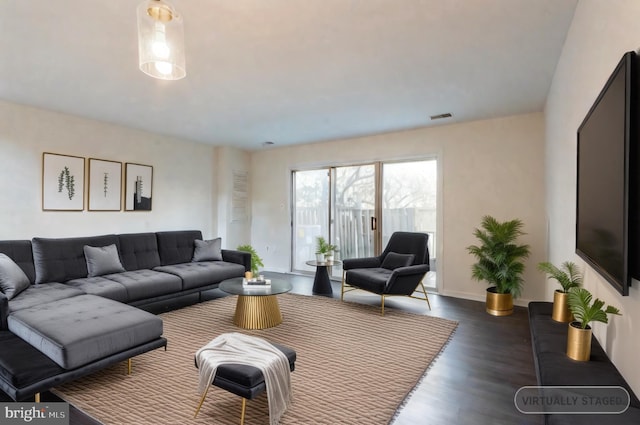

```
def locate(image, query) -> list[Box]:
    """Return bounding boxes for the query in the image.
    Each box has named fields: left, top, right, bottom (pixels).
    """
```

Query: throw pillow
left=192, top=238, right=223, bottom=262
left=381, top=252, right=415, bottom=270
left=84, top=244, right=126, bottom=277
left=0, top=253, right=31, bottom=300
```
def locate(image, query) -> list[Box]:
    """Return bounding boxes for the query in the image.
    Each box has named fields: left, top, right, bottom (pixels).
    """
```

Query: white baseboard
left=437, top=289, right=537, bottom=308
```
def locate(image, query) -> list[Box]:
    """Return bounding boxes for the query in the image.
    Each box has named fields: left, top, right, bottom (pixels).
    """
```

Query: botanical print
left=57, top=166, right=76, bottom=200
left=88, top=159, right=122, bottom=211
left=42, top=153, right=85, bottom=211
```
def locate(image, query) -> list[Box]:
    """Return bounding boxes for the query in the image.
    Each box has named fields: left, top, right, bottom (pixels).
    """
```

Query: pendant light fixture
left=137, top=0, right=186, bottom=80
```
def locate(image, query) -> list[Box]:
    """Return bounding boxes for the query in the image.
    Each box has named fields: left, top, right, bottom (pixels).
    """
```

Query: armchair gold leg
left=419, top=281, right=432, bottom=311
left=194, top=385, right=211, bottom=418
left=341, top=271, right=346, bottom=301
left=381, top=295, right=385, bottom=316
left=127, top=358, right=132, bottom=375
left=34, top=393, right=40, bottom=403
left=240, top=397, right=247, bottom=425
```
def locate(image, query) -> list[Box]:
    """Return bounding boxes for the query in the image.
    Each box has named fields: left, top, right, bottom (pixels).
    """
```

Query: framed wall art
left=88, top=158, right=122, bottom=211
left=42, top=152, right=85, bottom=211
left=125, top=163, right=153, bottom=211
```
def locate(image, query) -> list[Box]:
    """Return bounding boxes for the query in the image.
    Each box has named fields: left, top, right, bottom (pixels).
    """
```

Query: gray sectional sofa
left=0, top=230, right=250, bottom=401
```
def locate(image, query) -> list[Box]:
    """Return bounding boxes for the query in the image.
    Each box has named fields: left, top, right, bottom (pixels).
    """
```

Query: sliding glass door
left=292, top=158, right=438, bottom=287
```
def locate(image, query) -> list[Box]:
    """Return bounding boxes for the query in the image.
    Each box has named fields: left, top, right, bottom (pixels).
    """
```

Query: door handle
left=371, top=216, right=377, bottom=231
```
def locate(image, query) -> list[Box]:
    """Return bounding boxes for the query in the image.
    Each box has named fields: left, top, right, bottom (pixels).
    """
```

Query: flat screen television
left=576, top=51, right=639, bottom=296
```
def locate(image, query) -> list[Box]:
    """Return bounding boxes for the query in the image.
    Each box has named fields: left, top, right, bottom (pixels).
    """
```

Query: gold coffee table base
left=233, top=295, right=283, bottom=329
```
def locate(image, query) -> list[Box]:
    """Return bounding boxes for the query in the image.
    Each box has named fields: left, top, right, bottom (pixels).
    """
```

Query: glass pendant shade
left=137, top=0, right=186, bottom=80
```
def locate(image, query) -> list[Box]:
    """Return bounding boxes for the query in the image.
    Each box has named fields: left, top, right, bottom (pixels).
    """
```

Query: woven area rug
left=53, top=293, right=457, bottom=425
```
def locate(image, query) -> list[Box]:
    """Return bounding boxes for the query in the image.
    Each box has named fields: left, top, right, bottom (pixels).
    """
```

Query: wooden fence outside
left=295, top=207, right=436, bottom=263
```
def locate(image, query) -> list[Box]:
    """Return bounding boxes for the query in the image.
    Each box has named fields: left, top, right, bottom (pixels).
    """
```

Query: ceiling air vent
left=430, top=113, right=453, bottom=120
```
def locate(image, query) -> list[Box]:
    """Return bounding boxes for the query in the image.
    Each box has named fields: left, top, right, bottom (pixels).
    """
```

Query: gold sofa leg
left=127, top=358, right=132, bottom=375
left=381, top=295, right=385, bottom=316
left=341, top=271, right=346, bottom=301
left=34, top=393, right=40, bottom=403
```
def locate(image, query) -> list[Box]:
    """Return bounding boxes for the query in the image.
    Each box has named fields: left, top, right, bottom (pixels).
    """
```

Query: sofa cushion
left=155, top=262, right=246, bottom=290
left=84, top=244, right=126, bottom=277
left=192, top=238, right=222, bottom=262
left=0, top=240, right=35, bottom=284
left=345, top=268, right=393, bottom=294
left=156, top=230, right=202, bottom=265
left=118, top=233, right=162, bottom=271
left=32, top=235, right=120, bottom=284
left=103, top=270, right=182, bottom=301
left=7, top=282, right=85, bottom=314
left=64, top=277, right=129, bottom=303
left=7, top=294, right=163, bottom=369
left=380, top=252, right=415, bottom=270
left=0, top=254, right=31, bottom=300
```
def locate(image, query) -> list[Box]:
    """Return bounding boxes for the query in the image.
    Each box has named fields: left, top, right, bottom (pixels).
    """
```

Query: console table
left=528, top=302, right=640, bottom=424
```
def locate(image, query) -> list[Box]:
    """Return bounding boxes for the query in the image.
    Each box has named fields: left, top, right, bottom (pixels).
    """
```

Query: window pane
left=382, top=159, right=437, bottom=275
left=292, top=169, right=329, bottom=271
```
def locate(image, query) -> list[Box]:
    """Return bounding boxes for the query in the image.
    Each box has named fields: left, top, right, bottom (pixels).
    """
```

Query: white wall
left=215, top=146, right=252, bottom=249
left=0, top=100, right=217, bottom=239
left=250, top=113, right=547, bottom=305
left=545, top=0, right=640, bottom=395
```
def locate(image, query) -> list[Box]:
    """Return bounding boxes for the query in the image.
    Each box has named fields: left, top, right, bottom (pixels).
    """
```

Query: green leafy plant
left=467, top=215, right=531, bottom=298
left=57, top=166, right=76, bottom=200
left=236, top=244, right=264, bottom=276
left=316, top=236, right=337, bottom=254
left=537, top=261, right=583, bottom=293
left=567, top=287, right=621, bottom=329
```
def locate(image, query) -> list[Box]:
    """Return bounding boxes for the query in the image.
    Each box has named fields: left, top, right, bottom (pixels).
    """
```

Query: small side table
left=305, top=260, right=342, bottom=296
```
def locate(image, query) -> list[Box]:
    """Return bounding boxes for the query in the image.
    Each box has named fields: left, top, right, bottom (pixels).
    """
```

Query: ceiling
left=0, top=0, right=578, bottom=150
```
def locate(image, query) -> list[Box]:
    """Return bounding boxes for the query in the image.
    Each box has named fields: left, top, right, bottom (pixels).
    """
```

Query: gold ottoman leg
left=240, top=397, right=247, bottom=425
left=234, top=295, right=283, bottom=329
left=194, top=385, right=211, bottom=418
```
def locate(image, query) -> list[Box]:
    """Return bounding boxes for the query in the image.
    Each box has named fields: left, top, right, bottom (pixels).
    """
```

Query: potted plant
left=566, top=287, right=620, bottom=361
left=236, top=244, right=265, bottom=278
left=316, top=236, right=338, bottom=262
left=537, top=261, right=583, bottom=323
left=467, top=215, right=530, bottom=316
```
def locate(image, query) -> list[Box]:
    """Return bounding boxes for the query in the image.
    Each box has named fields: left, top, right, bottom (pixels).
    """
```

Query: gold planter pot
left=552, top=290, right=573, bottom=323
left=566, top=322, right=592, bottom=361
left=485, top=287, right=513, bottom=316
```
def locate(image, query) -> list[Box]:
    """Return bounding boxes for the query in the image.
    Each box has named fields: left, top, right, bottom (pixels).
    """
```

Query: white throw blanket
left=195, top=332, right=292, bottom=425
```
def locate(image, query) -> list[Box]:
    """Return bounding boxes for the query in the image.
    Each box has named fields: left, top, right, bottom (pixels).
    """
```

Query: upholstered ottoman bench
left=194, top=341, right=296, bottom=424
left=7, top=294, right=164, bottom=370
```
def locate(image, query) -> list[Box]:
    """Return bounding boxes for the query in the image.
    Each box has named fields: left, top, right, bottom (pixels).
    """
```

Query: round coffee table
left=219, top=277, right=292, bottom=329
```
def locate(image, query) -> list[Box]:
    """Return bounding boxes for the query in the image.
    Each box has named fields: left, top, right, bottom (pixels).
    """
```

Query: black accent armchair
left=341, top=232, right=431, bottom=315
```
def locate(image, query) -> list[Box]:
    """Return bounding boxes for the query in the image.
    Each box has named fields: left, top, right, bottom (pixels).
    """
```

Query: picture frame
left=125, top=163, right=153, bottom=211
left=88, top=158, right=122, bottom=211
left=42, top=152, right=85, bottom=211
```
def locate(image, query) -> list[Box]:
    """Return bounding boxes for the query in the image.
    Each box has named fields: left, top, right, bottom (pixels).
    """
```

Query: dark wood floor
left=2, top=272, right=543, bottom=425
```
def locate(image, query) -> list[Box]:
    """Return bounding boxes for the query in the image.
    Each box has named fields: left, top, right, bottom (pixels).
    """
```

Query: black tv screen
left=576, top=51, right=638, bottom=296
